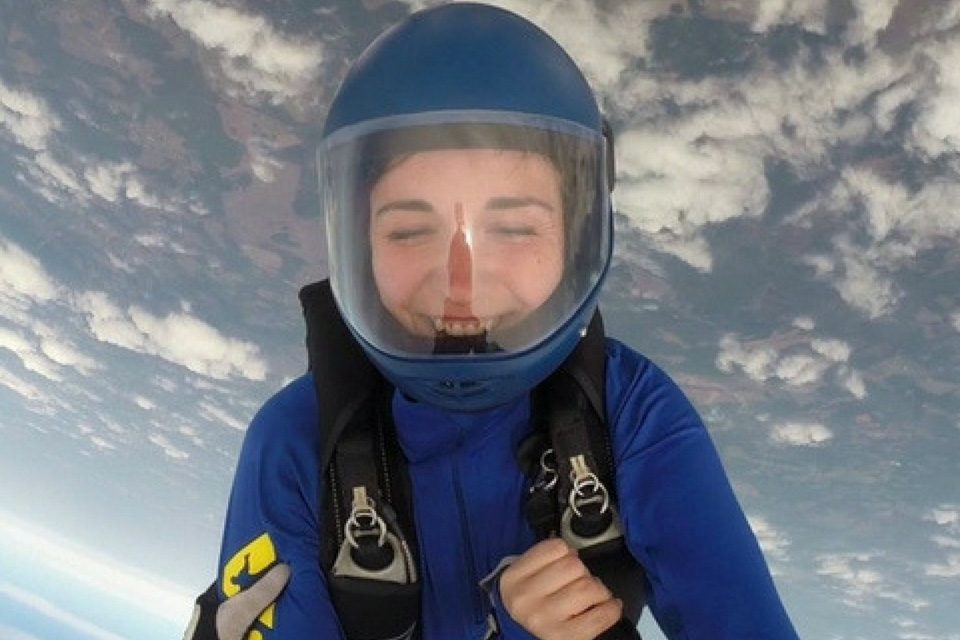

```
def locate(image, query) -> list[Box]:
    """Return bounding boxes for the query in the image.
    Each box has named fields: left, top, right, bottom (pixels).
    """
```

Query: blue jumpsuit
left=217, top=339, right=799, bottom=639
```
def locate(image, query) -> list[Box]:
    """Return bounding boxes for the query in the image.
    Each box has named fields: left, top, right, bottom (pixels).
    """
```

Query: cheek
left=486, top=237, right=564, bottom=307
left=372, top=244, right=438, bottom=309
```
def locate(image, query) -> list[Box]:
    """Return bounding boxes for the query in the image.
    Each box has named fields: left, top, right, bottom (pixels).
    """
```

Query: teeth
left=432, top=318, right=496, bottom=336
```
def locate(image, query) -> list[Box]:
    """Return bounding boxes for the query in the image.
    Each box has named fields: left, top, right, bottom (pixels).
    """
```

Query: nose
left=445, top=203, right=474, bottom=313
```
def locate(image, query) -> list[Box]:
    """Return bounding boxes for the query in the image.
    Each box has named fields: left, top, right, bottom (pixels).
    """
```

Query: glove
left=183, top=563, right=291, bottom=640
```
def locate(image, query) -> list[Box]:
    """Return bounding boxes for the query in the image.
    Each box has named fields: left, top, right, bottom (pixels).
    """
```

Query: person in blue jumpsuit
left=189, top=4, right=799, bottom=639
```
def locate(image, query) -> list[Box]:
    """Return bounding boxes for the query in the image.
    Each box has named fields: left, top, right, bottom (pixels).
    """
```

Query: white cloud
left=833, top=250, right=900, bottom=320
left=771, top=421, right=833, bottom=446
left=0, top=78, right=59, bottom=151
left=747, top=515, right=791, bottom=564
left=792, top=316, right=815, bottom=331
left=615, top=106, right=770, bottom=271
left=39, top=336, right=99, bottom=375
left=925, top=554, right=960, bottom=578
left=811, top=338, right=851, bottom=363
left=0, top=325, right=62, bottom=381
left=717, top=330, right=867, bottom=398
left=0, top=513, right=194, bottom=626
left=774, top=354, right=831, bottom=386
left=926, top=506, right=959, bottom=530
left=711, top=0, right=830, bottom=35
left=838, top=367, right=867, bottom=400
left=134, top=395, right=157, bottom=411
left=0, top=364, right=46, bottom=402
left=0, top=237, right=60, bottom=310
left=199, top=400, right=248, bottom=431
left=0, top=584, right=124, bottom=640
left=148, top=432, right=190, bottom=460
left=716, top=334, right=779, bottom=383
left=911, top=34, right=960, bottom=158
left=145, top=0, right=325, bottom=104
left=848, top=0, right=898, bottom=46
left=952, top=311, right=960, bottom=333
left=922, top=506, right=960, bottom=578
left=0, top=625, right=42, bottom=640
left=77, top=291, right=267, bottom=381
left=817, top=552, right=929, bottom=611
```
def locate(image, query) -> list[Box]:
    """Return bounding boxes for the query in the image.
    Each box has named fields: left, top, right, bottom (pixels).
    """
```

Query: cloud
left=615, top=112, right=769, bottom=271
left=0, top=365, right=46, bottom=402
left=148, top=432, right=190, bottom=460
left=816, top=552, right=929, bottom=612
left=0, top=237, right=60, bottom=311
left=770, top=421, right=833, bottom=446
left=134, top=395, right=157, bottom=411
left=838, top=367, right=868, bottom=400
left=0, top=77, right=59, bottom=151
left=144, top=0, right=325, bottom=104
left=910, top=35, right=960, bottom=158
left=811, top=338, right=851, bottom=363
left=77, top=291, right=268, bottom=381
left=833, top=247, right=901, bottom=320
left=0, top=325, right=62, bottom=381
left=199, top=400, right=248, bottom=431
left=792, top=316, right=815, bottom=331
left=39, top=336, right=100, bottom=375
left=0, top=625, right=42, bottom=640
left=712, top=0, right=831, bottom=35
left=0, top=513, right=194, bottom=626
left=952, top=311, right=960, bottom=333
left=716, top=329, right=867, bottom=399
left=0, top=584, right=125, bottom=640
left=924, top=505, right=960, bottom=579
left=747, top=515, right=791, bottom=564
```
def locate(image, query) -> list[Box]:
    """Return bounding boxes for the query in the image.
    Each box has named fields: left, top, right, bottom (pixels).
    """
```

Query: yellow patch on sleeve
left=222, top=532, right=280, bottom=635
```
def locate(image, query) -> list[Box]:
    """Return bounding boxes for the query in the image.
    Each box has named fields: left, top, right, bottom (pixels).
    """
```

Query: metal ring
left=345, top=500, right=388, bottom=548
left=568, top=474, right=610, bottom=518
left=538, top=448, right=558, bottom=491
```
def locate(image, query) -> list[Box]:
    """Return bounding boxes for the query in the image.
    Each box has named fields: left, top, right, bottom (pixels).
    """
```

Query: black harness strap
left=301, top=281, right=421, bottom=640
left=530, top=312, right=647, bottom=639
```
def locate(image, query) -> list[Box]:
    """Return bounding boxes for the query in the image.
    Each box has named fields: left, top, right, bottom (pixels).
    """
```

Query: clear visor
left=319, top=112, right=610, bottom=359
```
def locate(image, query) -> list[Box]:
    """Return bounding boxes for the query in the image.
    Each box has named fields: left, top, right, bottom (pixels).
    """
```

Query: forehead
left=372, top=148, right=561, bottom=194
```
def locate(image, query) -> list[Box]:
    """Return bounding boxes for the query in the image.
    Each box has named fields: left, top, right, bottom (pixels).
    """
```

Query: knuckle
left=542, top=537, right=568, bottom=557
left=558, top=554, right=587, bottom=576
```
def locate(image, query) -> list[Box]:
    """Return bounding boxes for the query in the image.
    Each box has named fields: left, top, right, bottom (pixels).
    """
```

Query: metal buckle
left=332, top=486, right=416, bottom=584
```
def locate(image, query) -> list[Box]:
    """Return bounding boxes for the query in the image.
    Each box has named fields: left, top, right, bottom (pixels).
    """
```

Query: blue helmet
left=318, top=3, right=614, bottom=411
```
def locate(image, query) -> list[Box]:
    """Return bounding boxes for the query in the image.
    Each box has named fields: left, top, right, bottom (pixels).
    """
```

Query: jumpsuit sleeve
left=606, top=344, right=799, bottom=640
left=216, top=375, right=345, bottom=639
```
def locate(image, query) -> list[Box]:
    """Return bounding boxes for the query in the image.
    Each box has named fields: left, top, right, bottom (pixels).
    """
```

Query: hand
left=499, top=538, right=623, bottom=640
left=183, top=564, right=291, bottom=640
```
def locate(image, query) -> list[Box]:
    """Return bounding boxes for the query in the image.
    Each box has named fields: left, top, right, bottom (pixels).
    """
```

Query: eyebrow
left=374, top=199, right=435, bottom=217
left=486, top=196, right=555, bottom=212
left=374, top=195, right=556, bottom=217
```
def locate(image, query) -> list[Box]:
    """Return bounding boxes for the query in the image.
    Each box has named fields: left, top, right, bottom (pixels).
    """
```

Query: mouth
left=431, top=316, right=496, bottom=336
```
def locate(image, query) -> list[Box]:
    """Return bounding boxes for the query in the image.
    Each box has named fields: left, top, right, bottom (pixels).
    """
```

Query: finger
left=566, top=598, right=624, bottom=640
left=216, top=564, right=291, bottom=640
left=502, top=538, right=571, bottom=584
left=545, top=575, right=614, bottom=619
left=519, top=549, right=590, bottom=600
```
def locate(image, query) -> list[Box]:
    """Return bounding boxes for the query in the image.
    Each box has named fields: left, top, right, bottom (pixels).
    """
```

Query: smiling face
left=369, top=148, right=565, bottom=340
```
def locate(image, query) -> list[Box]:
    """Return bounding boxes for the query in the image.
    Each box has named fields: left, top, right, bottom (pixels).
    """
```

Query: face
left=370, top=148, right=564, bottom=339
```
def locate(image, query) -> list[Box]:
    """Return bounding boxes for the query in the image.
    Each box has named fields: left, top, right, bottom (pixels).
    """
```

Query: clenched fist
left=499, top=538, right=623, bottom=640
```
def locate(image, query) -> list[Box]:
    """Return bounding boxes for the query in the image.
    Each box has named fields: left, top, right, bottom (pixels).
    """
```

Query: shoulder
left=603, top=338, right=707, bottom=458
left=238, top=373, right=320, bottom=468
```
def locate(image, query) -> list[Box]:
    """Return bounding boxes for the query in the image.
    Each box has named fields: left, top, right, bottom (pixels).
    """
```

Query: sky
left=1, top=0, right=959, bottom=638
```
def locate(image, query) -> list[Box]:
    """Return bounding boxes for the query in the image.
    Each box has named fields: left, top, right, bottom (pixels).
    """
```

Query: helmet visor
left=319, top=112, right=610, bottom=359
